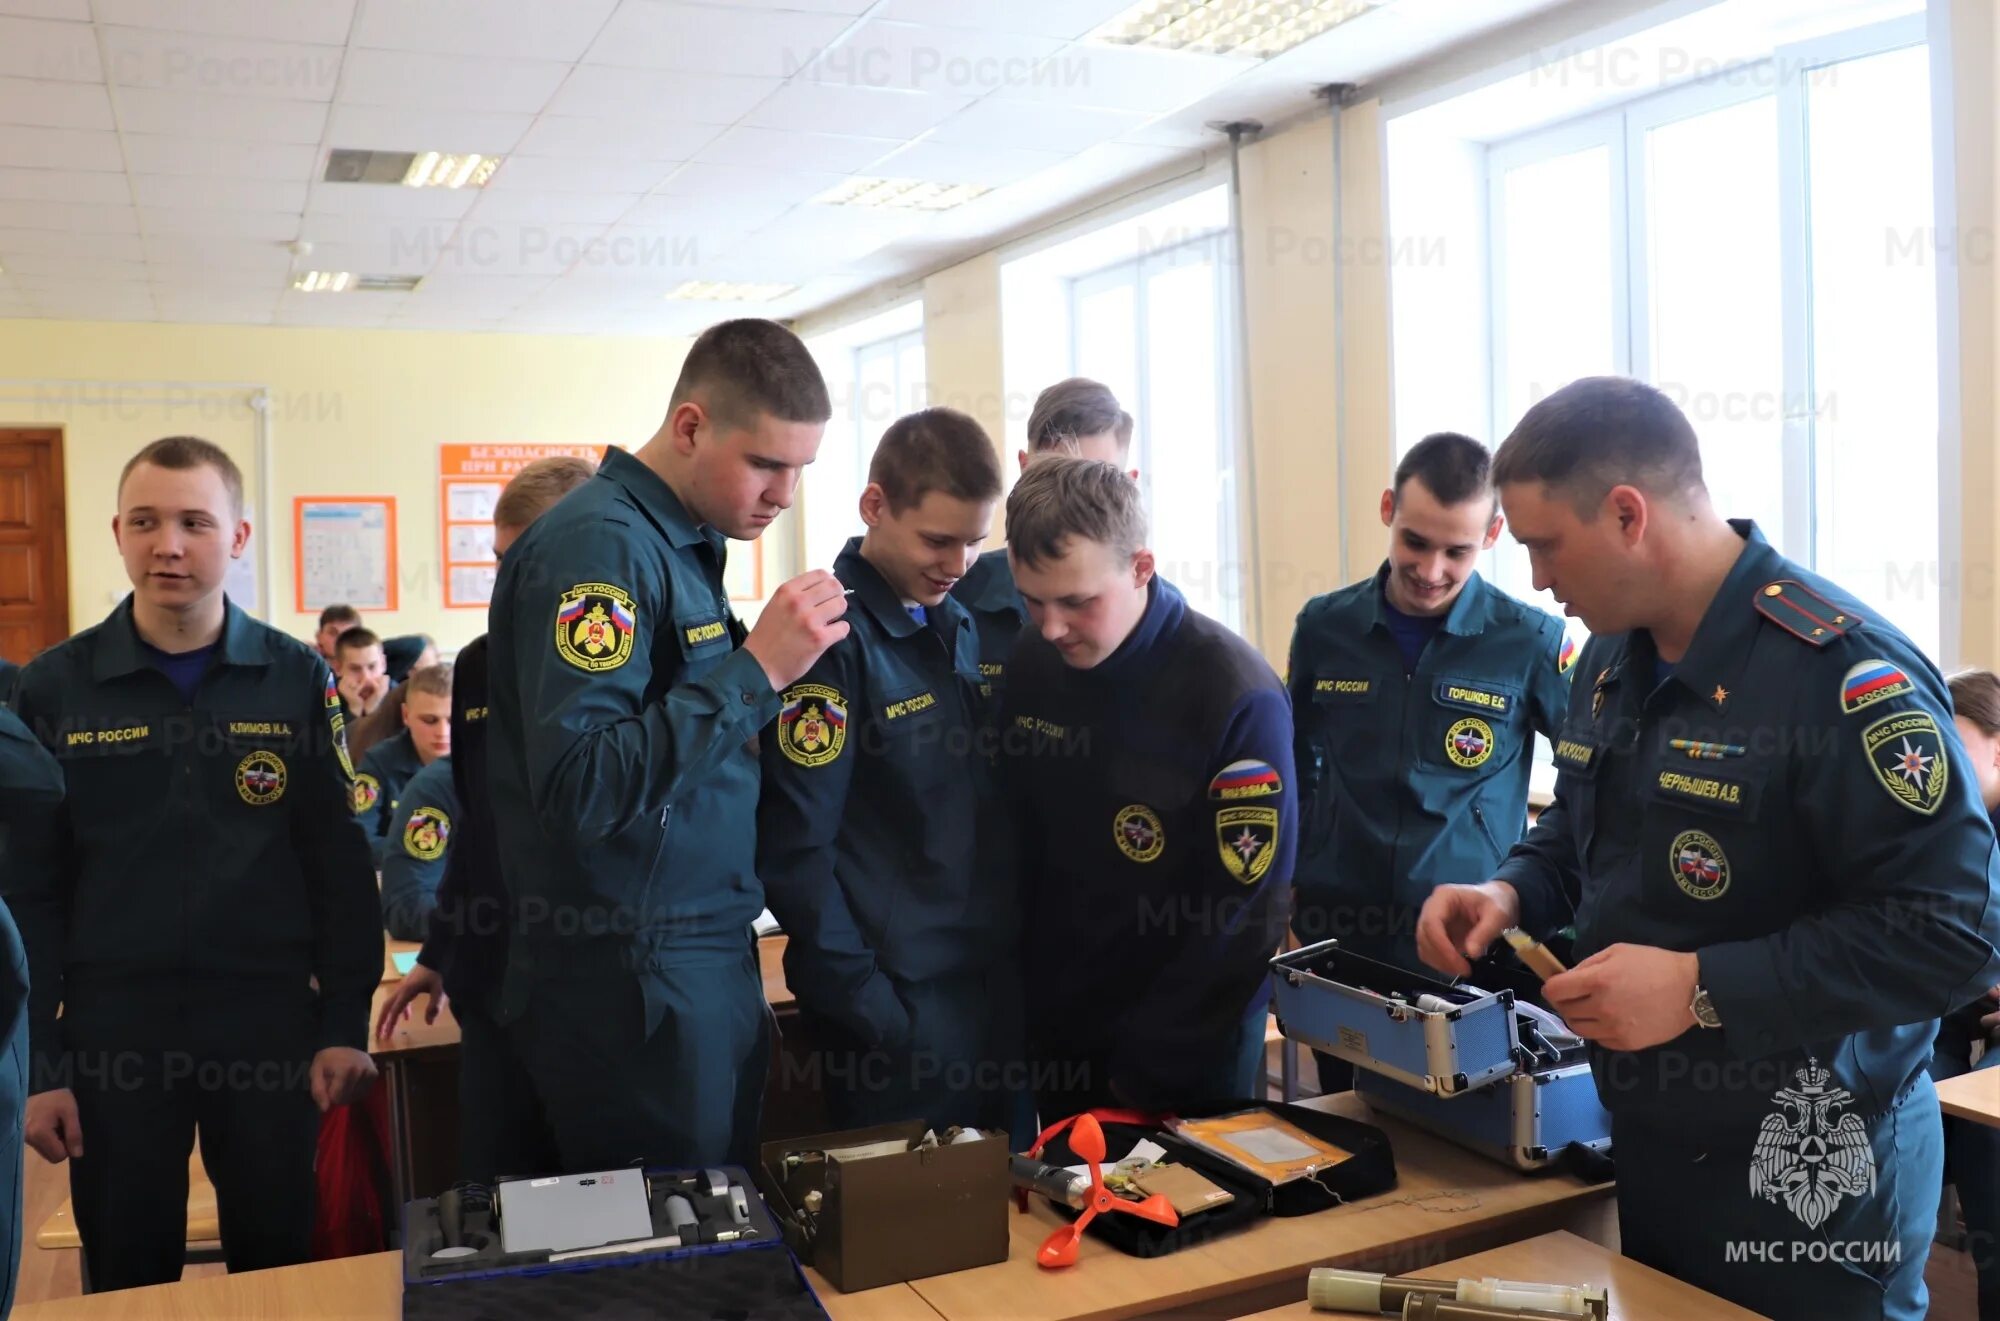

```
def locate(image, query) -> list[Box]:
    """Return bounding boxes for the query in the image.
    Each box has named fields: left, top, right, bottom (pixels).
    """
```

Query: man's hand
left=1543, top=944, right=1701, bottom=1052
left=338, top=670, right=384, bottom=716
left=24, top=1089, right=82, bottom=1164
left=743, top=570, right=850, bottom=692
left=1980, top=983, right=2000, bottom=1041
left=1414, top=881, right=1520, bottom=977
left=375, top=963, right=446, bottom=1042
left=309, top=1047, right=379, bottom=1112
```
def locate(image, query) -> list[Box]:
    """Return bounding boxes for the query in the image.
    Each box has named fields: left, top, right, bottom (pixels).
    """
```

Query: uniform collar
left=1093, top=576, right=1187, bottom=680
left=600, top=446, right=710, bottom=552
left=93, top=593, right=267, bottom=681
left=955, top=547, right=1023, bottom=614
left=1643, top=519, right=1777, bottom=713
left=1364, top=561, right=1490, bottom=637
left=835, top=537, right=970, bottom=642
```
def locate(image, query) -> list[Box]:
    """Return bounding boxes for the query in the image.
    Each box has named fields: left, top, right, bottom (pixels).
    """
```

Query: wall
left=918, top=254, right=1011, bottom=536
left=0, top=319, right=693, bottom=651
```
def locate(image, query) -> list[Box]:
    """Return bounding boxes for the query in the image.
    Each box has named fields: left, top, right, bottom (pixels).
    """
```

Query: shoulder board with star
left=1753, top=580, right=1861, bottom=648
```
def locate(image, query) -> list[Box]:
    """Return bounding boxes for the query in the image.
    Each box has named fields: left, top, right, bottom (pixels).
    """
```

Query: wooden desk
left=1938, top=1063, right=2000, bottom=1129
left=9, top=1253, right=939, bottom=1321
left=1237, top=1229, right=1761, bottom=1321
left=908, top=1093, right=1614, bottom=1321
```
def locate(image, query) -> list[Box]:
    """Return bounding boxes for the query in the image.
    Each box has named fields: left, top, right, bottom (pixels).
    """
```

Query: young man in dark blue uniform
left=1418, top=378, right=2000, bottom=1321
left=1000, top=456, right=1295, bottom=1117
left=952, top=378, right=1130, bottom=702
left=1288, top=433, right=1570, bottom=1089
left=381, top=754, right=455, bottom=942
left=377, top=454, right=595, bottom=1188
left=351, top=662, right=450, bottom=863
left=759, top=407, right=1019, bottom=1136
left=0, top=706, right=62, bottom=1316
left=10, top=437, right=380, bottom=1291
left=487, top=320, right=848, bottom=1171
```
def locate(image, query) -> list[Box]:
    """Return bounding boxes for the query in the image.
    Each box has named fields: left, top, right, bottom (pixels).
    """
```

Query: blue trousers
left=1613, top=1074, right=1941, bottom=1321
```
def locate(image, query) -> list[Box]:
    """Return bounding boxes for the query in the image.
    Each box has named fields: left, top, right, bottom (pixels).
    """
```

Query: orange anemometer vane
left=1035, top=1113, right=1180, bottom=1269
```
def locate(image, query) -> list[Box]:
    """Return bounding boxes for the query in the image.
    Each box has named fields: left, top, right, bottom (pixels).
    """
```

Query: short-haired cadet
left=1416, top=378, right=2000, bottom=1321
left=487, top=320, right=848, bottom=1170
left=8, top=436, right=379, bottom=1290
left=377, top=455, right=594, bottom=1189
left=333, top=625, right=389, bottom=723
left=1287, top=432, right=1570, bottom=1088
left=999, top=456, right=1294, bottom=1116
left=378, top=665, right=455, bottom=940
left=951, top=378, right=1131, bottom=704
left=314, top=604, right=360, bottom=661
left=352, top=661, right=450, bottom=865
left=758, top=407, right=1024, bottom=1138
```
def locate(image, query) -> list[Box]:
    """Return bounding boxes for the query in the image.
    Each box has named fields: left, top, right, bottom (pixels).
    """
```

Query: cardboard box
left=758, top=1122, right=1009, bottom=1292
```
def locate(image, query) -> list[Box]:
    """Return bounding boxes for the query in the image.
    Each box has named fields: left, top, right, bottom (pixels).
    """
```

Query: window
left=1475, top=18, right=1937, bottom=655
left=1002, top=185, right=1240, bottom=629
left=804, top=304, right=926, bottom=573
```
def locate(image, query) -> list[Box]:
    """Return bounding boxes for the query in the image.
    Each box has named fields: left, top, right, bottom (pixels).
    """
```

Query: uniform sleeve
left=1698, top=640, right=2000, bottom=1060
left=0, top=706, right=61, bottom=824
left=1109, top=687, right=1296, bottom=1105
left=381, top=765, right=452, bottom=943
left=293, top=660, right=384, bottom=1054
left=1527, top=617, right=1571, bottom=741
left=755, top=643, right=910, bottom=1049
left=418, top=670, right=481, bottom=973
left=506, top=529, right=778, bottom=848
left=352, top=743, right=393, bottom=866
left=1, top=668, right=73, bottom=1091
left=1490, top=786, right=1584, bottom=940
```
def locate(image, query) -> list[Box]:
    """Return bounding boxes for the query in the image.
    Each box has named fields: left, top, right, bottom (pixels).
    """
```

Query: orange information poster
left=439, top=444, right=606, bottom=608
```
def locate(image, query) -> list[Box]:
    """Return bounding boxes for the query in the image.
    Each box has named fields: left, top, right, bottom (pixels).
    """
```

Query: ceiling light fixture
left=1090, top=0, right=1392, bottom=58
left=292, top=270, right=352, bottom=293
left=403, top=152, right=500, bottom=189
left=815, top=177, right=993, bottom=211
left=666, top=281, right=797, bottom=302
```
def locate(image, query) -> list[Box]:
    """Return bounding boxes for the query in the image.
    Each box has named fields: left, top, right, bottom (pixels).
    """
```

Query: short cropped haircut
left=868, top=408, right=1003, bottom=514
left=406, top=662, right=453, bottom=700
left=1027, top=378, right=1130, bottom=455
left=1394, top=432, right=1493, bottom=509
left=493, top=455, right=596, bottom=530
left=667, top=318, right=831, bottom=432
left=1006, top=455, right=1148, bottom=570
left=318, top=604, right=360, bottom=631
left=118, top=436, right=244, bottom=517
left=1950, top=669, right=2000, bottom=738
left=1492, top=376, right=1705, bottom=515
left=334, top=626, right=382, bottom=660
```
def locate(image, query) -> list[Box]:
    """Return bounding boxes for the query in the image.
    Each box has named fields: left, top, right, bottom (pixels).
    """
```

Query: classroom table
left=8, top=1254, right=937, bottom=1321
left=905, top=1091, right=1614, bottom=1321
left=12, top=1090, right=1611, bottom=1321
left=1236, top=1229, right=1762, bottom=1321
left=1937, top=1062, right=2000, bottom=1129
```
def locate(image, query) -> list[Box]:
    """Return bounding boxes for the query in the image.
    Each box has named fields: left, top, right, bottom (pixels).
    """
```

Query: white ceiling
left=0, top=0, right=1574, bottom=336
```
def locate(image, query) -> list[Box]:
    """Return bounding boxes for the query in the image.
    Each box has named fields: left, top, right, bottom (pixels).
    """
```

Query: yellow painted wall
left=0, top=319, right=693, bottom=651
left=919, top=254, right=1012, bottom=536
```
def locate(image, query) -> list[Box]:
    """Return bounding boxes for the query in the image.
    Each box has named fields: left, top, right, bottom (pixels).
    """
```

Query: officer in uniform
left=10, top=436, right=379, bottom=1291
left=351, top=663, right=449, bottom=864
left=1417, top=378, right=2000, bottom=1321
left=759, top=408, right=1019, bottom=1136
left=0, top=705, right=63, bottom=1316
left=378, top=457, right=593, bottom=1189
left=1000, top=456, right=1295, bottom=1117
left=952, top=378, right=1131, bottom=703
left=487, top=320, right=847, bottom=1170
left=381, top=754, right=455, bottom=941
left=1289, top=432, right=1570, bottom=1088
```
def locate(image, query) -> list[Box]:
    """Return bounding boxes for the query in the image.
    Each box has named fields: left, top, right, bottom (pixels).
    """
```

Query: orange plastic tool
left=1035, top=1113, right=1180, bottom=1269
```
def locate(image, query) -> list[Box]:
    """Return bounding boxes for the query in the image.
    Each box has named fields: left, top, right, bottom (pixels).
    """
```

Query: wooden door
left=0, top=430, right=69, bottom=663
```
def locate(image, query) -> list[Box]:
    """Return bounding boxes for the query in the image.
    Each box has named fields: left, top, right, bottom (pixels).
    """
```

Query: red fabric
left=310, top=1085, right=394, bottom=1260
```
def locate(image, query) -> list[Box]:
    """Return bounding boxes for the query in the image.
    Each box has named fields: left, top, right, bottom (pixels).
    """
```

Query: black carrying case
left=1029, top=1102, right=1396, bottom=1257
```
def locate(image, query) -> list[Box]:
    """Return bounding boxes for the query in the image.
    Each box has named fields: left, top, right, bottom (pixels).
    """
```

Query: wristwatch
left=1690, top=986, right=1722, bottom=1029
